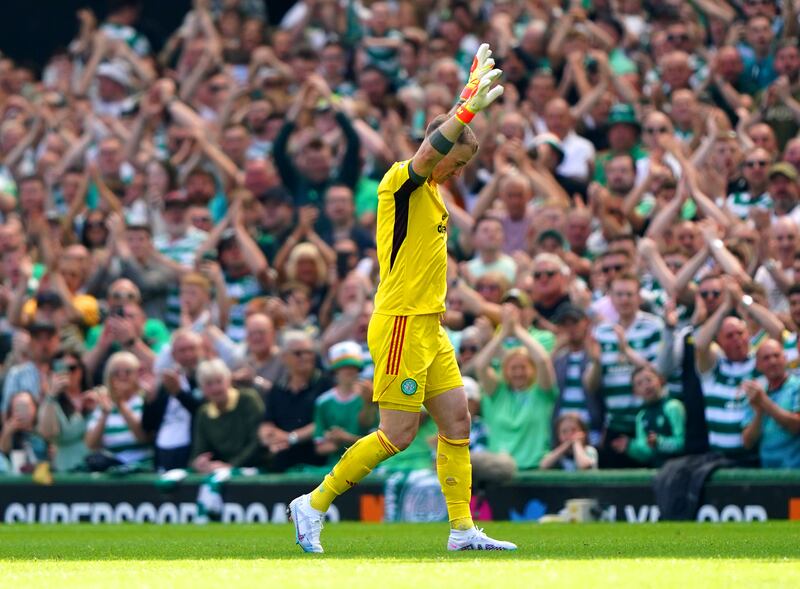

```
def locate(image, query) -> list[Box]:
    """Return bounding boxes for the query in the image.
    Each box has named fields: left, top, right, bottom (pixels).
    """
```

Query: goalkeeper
left=290, top=44, right=516, bottom=553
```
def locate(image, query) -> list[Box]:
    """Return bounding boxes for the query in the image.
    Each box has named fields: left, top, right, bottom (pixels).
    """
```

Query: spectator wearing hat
left=313, top=341, right=376, bottom=466
left=2, top=321, right=60, bottom=413
left=259, top=330, right=332, bottom=472
left=551, top=304, right=605, bottom=446
left=767, top=162, right=800, bottom=224
left=254, top=186, right=295, bottom=264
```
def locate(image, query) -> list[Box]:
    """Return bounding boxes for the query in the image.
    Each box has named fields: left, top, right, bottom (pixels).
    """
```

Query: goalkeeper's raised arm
left=407, top=43, right=505, bottom=184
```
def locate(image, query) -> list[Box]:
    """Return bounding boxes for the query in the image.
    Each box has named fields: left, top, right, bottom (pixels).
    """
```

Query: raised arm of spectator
left=583, top=332, right=603, bottom=394
left=52, top=129, right=93, bottom=181
left=232, top=203, right=274, bottom=290
left=179, top=48, right=215, bottom=103
left=638, top=238, right=678, bottom=295
left=513, top=319, right=556, bottom=391
left=191, top=126, right=245, bottom=187
left=700, top=221, right=750, bottom=282
left=693, top=0, right=736, bottom=24
left=451, top=277, right=502, bottom=325
left=89, top=163, right=124, bottom=216
left=472, top=328, right=504, bottom=397
left=307, top=75, right=362, bottom=188
left=75, top=32, right=109, bottom=96
left=695, top=283, right=735, bottom=373
left=4, top=113, right=43, bottom=173
left=271, top=84, right=310, bottom=192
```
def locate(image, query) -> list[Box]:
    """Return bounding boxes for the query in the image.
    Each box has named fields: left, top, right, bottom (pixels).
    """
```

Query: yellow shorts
left=368, top=312, right=464, bottom=412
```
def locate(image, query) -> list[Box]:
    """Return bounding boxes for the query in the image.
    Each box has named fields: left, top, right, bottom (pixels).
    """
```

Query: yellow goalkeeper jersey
left=373, top=160, right=449, bottom=316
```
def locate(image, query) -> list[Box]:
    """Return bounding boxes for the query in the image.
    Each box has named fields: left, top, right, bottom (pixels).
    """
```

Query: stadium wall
left=1, top=470, right=799, bottom=524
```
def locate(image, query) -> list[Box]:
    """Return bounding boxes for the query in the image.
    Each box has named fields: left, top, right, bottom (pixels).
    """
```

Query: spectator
left=474, top=303, right=557, bottom=470
left=742, top=339, right=800, bottom=468
left=191, top=358, right=265, bottom=473
left=313, top=341, right=376, bottom=465
left=259, top=330, right=332, bottom=472
left=36, top=349, right=93, bottom=472
left=613, top=365, right=686, bottom=467
left=0, top=391, right=48, bottom=472
left=584, top=272, right=664, bottom=468
left=84, top=351, right=151, bottom=469
left=539, top=414, right=599, bottom=471
left=2, top=321, right=60, bottom=412
left=465, top=216, right=517, bottom=285
left=143, top=330, right=205, bottom=471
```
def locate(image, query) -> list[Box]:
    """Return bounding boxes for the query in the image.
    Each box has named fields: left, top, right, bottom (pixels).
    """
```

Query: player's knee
left=448, top=406, right=471, bottom=439
left=382, top=424, right=418, bottom=451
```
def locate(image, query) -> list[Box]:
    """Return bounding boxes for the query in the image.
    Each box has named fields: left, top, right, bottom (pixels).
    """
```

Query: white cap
left=328, top=340, right=364, bottom=371
left=97, top=60, right=132, bottom=88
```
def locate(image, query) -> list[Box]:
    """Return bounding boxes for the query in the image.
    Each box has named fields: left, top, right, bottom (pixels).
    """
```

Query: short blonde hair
left=196, top=358, right=231, bottom=387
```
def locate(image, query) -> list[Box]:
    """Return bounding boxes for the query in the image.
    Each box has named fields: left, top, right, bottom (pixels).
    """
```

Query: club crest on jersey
left=400, top=378, right=418, bottom=395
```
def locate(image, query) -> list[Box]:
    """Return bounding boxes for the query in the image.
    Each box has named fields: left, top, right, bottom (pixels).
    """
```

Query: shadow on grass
left=0, top=523, right=799, bottom=562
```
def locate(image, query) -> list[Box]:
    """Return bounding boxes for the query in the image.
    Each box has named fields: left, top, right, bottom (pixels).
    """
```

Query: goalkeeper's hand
left=455, top=69, right=504, bottom=125
left=459, top=43, right=495, bottom=103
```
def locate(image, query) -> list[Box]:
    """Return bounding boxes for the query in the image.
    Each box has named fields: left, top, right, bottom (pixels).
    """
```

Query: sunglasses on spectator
left=110, top=291, right=138, bottom=301
left=746, top=0, right=772, bottom=5
left=164, top=201, right=188, bottom=210
left=601, top=264, right=625, bottom=274
left=191, top=215, right=212, bottom=224
left=745, top=160, right=769, bottom=168
left=112, top=368, right=135, bottom=378
left=460, top=345, right=480, bottom=354
left=667, top=34, right=689, bottom=43
left=700, top=289, right=722, bottom=299
left=533, top=270, right=557, bottom=279
left=86, top=221, right=107, bottom=229
left=476, top=283, right=501, bottom=291
left=209, top=84, right=228, bottom=93
left=289, top=349, right=315, bottom=357
left=63, top=364, right=81, bottom=372
left=644, top=126, right=669, bottom=135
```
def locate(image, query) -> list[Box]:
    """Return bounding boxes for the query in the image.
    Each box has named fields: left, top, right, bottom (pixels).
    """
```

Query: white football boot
left=288, top=494, right=325, bottom=553
left=447, top=527, right=518, bottom=551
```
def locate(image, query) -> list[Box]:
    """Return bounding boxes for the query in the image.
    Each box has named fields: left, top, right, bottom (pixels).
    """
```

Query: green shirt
left=627, top=397, right=686, bottom=466
left=313, top=388, right=375, bottom=466
left=48, top=398, right=89, bottom=472
left=481, top=382, right=557, bottom=470
left=84, top=318, right=171, bottom=354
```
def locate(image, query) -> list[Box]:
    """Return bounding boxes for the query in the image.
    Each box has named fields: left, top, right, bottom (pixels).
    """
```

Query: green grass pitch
left=1, top=522, right=799, bottom=588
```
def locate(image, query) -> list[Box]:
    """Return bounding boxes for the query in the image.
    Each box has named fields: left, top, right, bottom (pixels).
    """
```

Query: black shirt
left=264, top=370, right=333, bottom=472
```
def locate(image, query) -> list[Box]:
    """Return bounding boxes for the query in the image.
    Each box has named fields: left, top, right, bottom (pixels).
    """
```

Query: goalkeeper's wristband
left=454, top=103, right=476, bottom=125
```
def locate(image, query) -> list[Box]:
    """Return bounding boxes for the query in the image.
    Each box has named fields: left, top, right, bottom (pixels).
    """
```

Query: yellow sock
left=437, top=434, right=474, bottom=530
left=310, top=430, right=399, bottom=512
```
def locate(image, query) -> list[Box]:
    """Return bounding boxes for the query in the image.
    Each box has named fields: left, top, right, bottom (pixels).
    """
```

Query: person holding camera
left=37, top=349, right=95, bottom=472
left=0, top=391, right=48, bottom=474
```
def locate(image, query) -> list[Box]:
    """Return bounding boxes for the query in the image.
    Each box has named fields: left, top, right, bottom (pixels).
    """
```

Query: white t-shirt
left=556, top=132, right=595, bottom=182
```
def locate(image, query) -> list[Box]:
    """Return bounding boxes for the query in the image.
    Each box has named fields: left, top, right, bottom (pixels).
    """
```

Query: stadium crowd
left=0, top=0, right=799, bottom=482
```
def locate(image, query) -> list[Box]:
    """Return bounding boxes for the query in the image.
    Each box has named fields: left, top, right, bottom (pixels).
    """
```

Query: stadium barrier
left=1, top=469, right=799, bottom=524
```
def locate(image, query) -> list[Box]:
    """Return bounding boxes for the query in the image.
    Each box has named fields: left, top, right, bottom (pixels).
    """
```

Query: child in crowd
left=611, top=366, right=686, bottom=467
left=539, top=413, right=598, bottom=471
